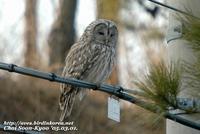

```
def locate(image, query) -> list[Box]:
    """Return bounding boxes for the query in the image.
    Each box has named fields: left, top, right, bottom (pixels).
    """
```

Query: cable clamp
left=8, top=64, right=17, bottom=72
left=49, top=73, right=56, bottom=81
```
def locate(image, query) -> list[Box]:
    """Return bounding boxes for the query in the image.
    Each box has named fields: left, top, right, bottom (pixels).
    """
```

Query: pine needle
left=134, top=59, right=182, bottom=112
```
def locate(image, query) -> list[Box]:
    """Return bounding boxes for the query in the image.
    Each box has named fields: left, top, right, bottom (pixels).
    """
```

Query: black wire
left=147, top=0, right=200, bottom=19
left=0, top=62, right=199, bottom=131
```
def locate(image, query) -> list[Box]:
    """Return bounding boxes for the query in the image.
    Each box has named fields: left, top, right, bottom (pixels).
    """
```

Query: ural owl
left=59, top=19, right=118, bottom=121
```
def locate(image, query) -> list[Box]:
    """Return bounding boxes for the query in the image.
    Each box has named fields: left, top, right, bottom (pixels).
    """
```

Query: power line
left=0, top=62, right=199, bottom=131
left=147, top=0, right=200, bottom=19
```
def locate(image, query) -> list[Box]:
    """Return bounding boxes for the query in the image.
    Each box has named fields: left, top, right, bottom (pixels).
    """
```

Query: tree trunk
left=97, top=0, right=120, bottom=84
left=24, top=0, right=39, bottom=68
left=48, top=0, right=77, bottom=71
left=97, top=0, right=119, bottom=22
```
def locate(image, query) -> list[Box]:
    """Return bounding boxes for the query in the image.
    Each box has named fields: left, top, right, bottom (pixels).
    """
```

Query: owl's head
left=80, top=19, right=118, bottom=48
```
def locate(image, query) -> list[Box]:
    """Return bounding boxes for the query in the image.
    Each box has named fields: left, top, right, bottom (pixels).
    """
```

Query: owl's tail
left=59, top=89, right=77, bottom=121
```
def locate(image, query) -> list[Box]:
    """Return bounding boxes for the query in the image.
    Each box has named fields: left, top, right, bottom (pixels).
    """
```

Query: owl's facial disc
left=93, top=23, right=117, bottom=47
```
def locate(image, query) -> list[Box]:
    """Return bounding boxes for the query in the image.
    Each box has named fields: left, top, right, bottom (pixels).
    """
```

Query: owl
left=59, top=19, right=118, bottom=121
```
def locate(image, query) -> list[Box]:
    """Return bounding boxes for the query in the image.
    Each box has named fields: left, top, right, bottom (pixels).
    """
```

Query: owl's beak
left=105, top=37, right=109, bottom=45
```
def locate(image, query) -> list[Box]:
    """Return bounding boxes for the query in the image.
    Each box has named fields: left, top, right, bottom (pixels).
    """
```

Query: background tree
left=97, top=0, right=120, bottom=84
left=24, top=0, right=39, bottom=68
left=48, top=0, right=77, bottom=71
left=0, top=1, right=166, bottom=133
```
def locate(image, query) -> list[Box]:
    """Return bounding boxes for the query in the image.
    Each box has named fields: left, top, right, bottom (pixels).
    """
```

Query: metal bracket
left=49, top=73, right=56, bottom=81
left=8, top=64, right=17, bottom=72
left=177, top=98, right=200, bottom=112
left=166, top=20, right=182, bottom=44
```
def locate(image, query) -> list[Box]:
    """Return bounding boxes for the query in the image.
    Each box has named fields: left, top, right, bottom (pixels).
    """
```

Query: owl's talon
left=94, top=83, right=101, bottom=90
left=115, top=85, right=124, bottom=93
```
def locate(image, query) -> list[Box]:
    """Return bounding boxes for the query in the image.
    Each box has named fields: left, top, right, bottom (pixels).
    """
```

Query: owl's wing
left=62, top=43, right=101, bottom=82
left=59, top=43, right=101, bottom=120
left=61, top=43, right=101, bottom=83
left=61, top=43, right=86, bottom=93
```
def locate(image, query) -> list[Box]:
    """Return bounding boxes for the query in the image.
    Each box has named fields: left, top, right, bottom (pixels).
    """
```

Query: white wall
left=166, top=0, right=200, bottom=134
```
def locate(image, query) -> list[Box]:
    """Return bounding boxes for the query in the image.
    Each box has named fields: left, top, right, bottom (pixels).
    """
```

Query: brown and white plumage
left=59, top=19, right=118, bottom=121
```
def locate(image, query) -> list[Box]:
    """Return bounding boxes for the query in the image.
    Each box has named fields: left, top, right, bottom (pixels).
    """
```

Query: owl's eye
left=98, top=31, right=104, bottom=35
left=110, top=34, right=114, bottom=37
